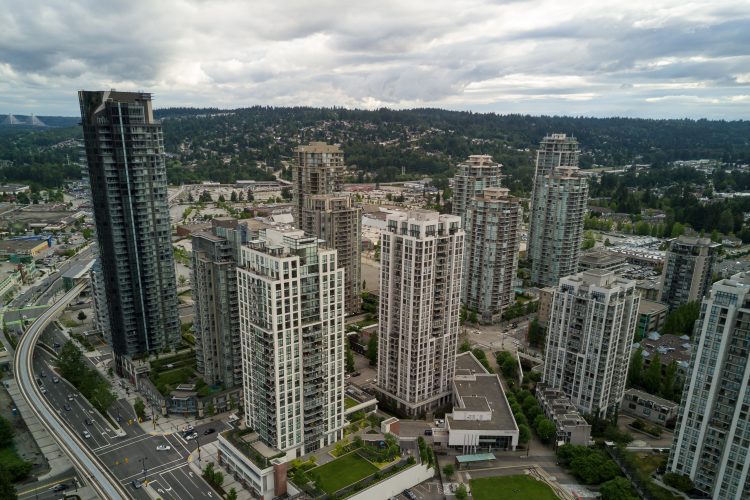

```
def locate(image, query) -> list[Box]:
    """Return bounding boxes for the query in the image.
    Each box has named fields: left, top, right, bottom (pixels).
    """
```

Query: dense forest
left=1, top=107, right=749, bottom=196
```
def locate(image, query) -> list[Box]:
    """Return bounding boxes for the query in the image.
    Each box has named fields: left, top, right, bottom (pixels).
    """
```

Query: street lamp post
left=196, top=434, right=202, bottom=463
left=140, top=457, right=148, bottom=483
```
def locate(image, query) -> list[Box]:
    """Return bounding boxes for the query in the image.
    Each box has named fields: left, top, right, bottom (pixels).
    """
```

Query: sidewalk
left=4, top=378, right=71, bottom=480
left=186, top=441, right=252, bottom=499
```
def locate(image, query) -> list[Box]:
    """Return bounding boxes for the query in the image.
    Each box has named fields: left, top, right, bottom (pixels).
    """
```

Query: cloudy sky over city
left=2, top=0, right=749, bottom=118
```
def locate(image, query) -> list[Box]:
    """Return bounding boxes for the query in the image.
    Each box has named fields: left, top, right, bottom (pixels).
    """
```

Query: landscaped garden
left=470, top=475, right=559, bottom=500
left=308, top=451, right=378, bottom=494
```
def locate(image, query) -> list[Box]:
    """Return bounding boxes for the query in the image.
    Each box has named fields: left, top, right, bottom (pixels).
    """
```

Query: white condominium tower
left=528, top=134, right=587, bottom=287
left=378, top=210, right=464, bottom=416
left=543, top=270, right=639, bottom=417
left=463, top=187, right=522, bottom=322
left=452, top=155, right=502, bottom=225
left=668, top=273, right=750, bottom=499
left=237, top=228, right=345, bottom=457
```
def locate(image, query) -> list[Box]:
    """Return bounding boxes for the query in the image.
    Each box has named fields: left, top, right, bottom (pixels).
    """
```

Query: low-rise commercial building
left=0, top=238, right=50, bottom=261
left=433, top=352, right=519, bottom=453
left=578, top=249, right=627, bottom=274
left=535, top=383, right=592, bottom=447
left=636, top=299, right=669, bottom=339
left=622, top=389, right=678, bottom=426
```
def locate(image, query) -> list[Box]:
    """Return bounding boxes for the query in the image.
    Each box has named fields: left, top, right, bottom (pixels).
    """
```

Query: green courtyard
left=470, top=475, right=559, bottom=500
left=308, top=451, right=378, bottom=494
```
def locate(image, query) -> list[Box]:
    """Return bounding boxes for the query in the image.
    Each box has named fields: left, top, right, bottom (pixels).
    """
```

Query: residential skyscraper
left=463, top=187, right=522, bottom=322
left=543, top=270, right=639, bottom=417
left=452, top=155, right=502, bottom=225
left=78, top=91, right=179, bottom=366
left=529, top=166, right=589, bottom=287
left=192, top=218, right=248, bottom=388
left=292, top=142, right=361, bottom=315
left=237, top=228, right=345, bottom=456
left=668, top=272, right=750, bottom=498
left=659, top=235, right=720, bottom=310
left=378, top=210, right=464, bottom=416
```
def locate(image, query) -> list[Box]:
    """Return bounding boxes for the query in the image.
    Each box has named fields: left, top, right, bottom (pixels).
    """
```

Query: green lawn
left=470, top=475, right=559, bottom=500
left=309, top=451, right=378, bottom=494
left=344, top=396, right=359, bottom=409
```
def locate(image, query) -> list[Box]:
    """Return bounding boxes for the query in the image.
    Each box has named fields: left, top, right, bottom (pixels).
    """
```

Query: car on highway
left=67, top=394, right=75, bottom=401
left=50, top=483, right=67, bottom=492
left=131, top=479, right=143, bottom=489
left=53, top=342, right=61, bottom=348
left=52, top=376, right=60, bottom=383
left=183, top=425, right=195, bottom=433
left=204, top=428, right=215, bottom=435
left=41, top=371, right=47, bottom=378
left=82, top=430, right=91, bottom=439
left=156, top=444, right=171, bottom=451
left=185, top=432, right=198, bottom=440
left=84, top=418, right=92, bottom=426
left=40, top=387, right=47, bottom=394
left=63, top=404, right=71, bottom=411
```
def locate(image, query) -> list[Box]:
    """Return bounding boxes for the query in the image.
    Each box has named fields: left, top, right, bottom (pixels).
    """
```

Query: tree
left=82, top=228, right=93, bottom=239
left=518, top=424, right=531, bottom=444
left=661, top=360, right=678, bottom=401
left=57, top=341, right=84, bottom=385
left=226, top=488, right=238, bottom=500
left=663, top=301, right=700, bottom=337
left=366, top=333, right=378, bottom=366
left=628, top=348, right=643, bottom=387
left=230, top=191, right=238, bottom=202
left=133, top=398, right=146, bottom=421
left=0, top=416, right=14, bottom=448
left=527, top=319, right=546, bottom=348
left=455, top=483, right=468, bottom=500
left=0, top=464, right=17, bottom=500
left=218, top=194, right=226, bottom=203
left=644, top=353, right=662, bottom=394
left=199, top=190, right=213, bottom=202
left=345, top=342, right=355, bottom=373
left=664, top=472, right=694, bottom=492
left=247, top=190, right=254, bottom=202
left=281, top=187, right=293, bottom=200
left=600, top=477, right=639, bottom=500
left=442, top=464, right=454, bottom=479
left=77, top=311, right=87, bottom=321
left=536, top=418, right=557, bottom=443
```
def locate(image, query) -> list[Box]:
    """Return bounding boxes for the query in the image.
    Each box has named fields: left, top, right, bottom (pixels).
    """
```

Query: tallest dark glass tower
left=79, top=91, right=179, bottom=367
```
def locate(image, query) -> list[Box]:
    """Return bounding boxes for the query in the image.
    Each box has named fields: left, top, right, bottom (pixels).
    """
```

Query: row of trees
left=56, top=341, right=117, bottom=413
left=505, top=389, right=557, bottom=445
left=628, top=349, right=684, bottom=403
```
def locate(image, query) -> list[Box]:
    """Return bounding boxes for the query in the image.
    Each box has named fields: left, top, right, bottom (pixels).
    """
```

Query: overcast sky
left=2, top=0, right=749, bottom=119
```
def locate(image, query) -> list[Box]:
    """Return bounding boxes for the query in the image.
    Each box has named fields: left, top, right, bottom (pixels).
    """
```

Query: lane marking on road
left=118, top=457, right=188, bottom=482
left=95, top=433, right=158, bottom=455
left=167, top=432, right=191, bottom=456
left=16, top=474, right=77, bottom=496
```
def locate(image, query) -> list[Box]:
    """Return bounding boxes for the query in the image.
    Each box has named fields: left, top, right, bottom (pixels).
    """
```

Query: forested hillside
left=2, top=106, right=749, bottom=192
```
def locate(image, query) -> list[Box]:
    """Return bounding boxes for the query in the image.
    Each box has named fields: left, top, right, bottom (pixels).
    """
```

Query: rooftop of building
left=222, top=428, right=286, bottom=470
left=638, top=299, right=668, bottom=315
left=0, top=239, right=49, bottom=253
left=294, top=141, right=342, bottom=154
left=624, top=388, right=678, bottom=409
left=671, top=235, right=721, bottom=248
left=535, top=382, right=590, bottom=427
left=449, top=352, right=517, bottom=432
left=579, top=249, right=627, bottom=268
left=637, top=333, right=692, bottom=367
left=561, top=269, right=635, bottom=290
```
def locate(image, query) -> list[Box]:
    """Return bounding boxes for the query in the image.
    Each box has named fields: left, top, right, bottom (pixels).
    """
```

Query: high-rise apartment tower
left=378, top=210, right=464, bottom=416
left=463, top=187, right=522, bottom=322
left=78, top=91, right=179, bottom=365
left=292, top=142, right=361, bottom=314
left=668, top=272, right=750, bottom=498
left=659, top=235, right=720, bottom=310
left=529, top=165, right=589, bottom=287
left=238, top=228, right=345, bottom=456
left=192, top=218, right=248, bottom=388
left=543, top=270, right=639, bottom=417
left=451, top=155, right=502, bottom=225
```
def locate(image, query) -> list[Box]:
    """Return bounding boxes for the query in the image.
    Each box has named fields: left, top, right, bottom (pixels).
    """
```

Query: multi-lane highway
left=14, top=282, right=130, bottom=499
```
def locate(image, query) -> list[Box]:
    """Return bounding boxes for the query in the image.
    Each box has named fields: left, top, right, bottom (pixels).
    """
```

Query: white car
left=156, top=444, right=171, bottom=451
left=185, top=432, right=198, bottom=441
left=183, top=425, right=195, bottom=433
left=40, top=387, right=47, bottom=394
left=52, top=377, right=60, bottom=383
left=82, top=430, right=91, bottom=439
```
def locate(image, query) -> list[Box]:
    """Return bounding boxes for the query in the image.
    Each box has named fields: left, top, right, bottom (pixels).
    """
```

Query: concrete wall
left=347, top=464, right=434, bottom=500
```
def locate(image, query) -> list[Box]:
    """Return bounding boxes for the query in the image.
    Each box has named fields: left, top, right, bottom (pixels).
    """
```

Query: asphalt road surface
left=35, top=341, right=224, bottom=499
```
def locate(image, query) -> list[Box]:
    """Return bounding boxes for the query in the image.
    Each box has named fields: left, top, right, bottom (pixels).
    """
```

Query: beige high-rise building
left=452, top=155, right=502, bottom=226
left=528, top=134, right=587, bottom=287
left=292, top=142, right=362, bottom=314
left=378, top=210, right=464, bottom=417
left=463, top=187, right=522, bottom=322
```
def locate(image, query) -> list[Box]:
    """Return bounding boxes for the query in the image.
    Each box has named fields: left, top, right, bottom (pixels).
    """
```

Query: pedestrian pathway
left=186, top=441, right=252, bottom=499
